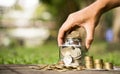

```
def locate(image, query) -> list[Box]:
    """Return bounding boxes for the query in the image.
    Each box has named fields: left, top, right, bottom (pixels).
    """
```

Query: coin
left=60, top=47, right=72, bottom=56
left=64, top=38, right=81, bottom=46
left=70, top=61, right=79, bottom=67
left=77, top=66, right=83, bottom=70
left=85, top=63, right=94, bottom=69
left=55, top=64, right=64, bottom=69
left=84, top=56, right=93, bottom=61
left=63, top=55, right=72, bottom=66
left=58, top=61, right=64, bottom=65
left=85, top=61, right=94, bottom=64
left=85, top=65, right=94, bottom=69
left=66, top=31, right=80, bottom=38
left=94, top=59, right=103, bottom=64
left=70, top=47, right=81, bottom=59
left=94, top=64, right=103, bottom=69
left=38, top=64, right=48, bottom=69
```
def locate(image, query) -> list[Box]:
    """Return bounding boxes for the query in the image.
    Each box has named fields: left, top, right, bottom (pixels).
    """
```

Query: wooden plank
left=0, top=65, right=120, bottom=74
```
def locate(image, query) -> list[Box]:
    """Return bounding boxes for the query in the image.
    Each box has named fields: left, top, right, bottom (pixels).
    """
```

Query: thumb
left=85, top=25, right=94, bottom=49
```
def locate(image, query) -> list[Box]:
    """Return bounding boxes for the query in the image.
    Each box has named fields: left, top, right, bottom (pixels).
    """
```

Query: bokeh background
left=0, top=0, right=120, bottom=66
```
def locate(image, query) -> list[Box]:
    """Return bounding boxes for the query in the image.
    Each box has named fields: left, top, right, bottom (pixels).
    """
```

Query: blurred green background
left=0, top=0, right=120, bottom=66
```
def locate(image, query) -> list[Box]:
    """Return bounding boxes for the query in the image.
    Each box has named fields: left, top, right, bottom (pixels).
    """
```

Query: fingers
left=84, top=24, right=94, bottom=49
left=57, top=28, right=65, bottom=46
left=57, top=21, right=72, bottom=46
left=58, top=21, right=95, bottom=49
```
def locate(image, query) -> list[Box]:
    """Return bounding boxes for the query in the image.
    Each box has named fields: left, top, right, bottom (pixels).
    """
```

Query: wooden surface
left=0, top=65, right=120, bottom=74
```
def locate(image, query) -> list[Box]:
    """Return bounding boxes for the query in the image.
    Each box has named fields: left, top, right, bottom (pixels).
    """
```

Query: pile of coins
left=84, top=56, right=114, bottom=70
left=29, top=56, right=114, bottom=72
left=29, top=64, right=85, bottom=72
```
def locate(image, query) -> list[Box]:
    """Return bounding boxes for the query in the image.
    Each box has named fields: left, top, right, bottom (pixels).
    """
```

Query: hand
left=58, top=0, right=120, bottom=49
left=58, top=3, right=102, bottom=49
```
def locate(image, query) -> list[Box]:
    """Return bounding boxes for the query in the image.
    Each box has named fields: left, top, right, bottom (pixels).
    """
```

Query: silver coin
left=70, top=47, right=81, bottom=58
left=63, top=55, right=72, bottom=66
left=70, top=61, right=79, bottom=67
left=61, top=47, right=72, bottom=56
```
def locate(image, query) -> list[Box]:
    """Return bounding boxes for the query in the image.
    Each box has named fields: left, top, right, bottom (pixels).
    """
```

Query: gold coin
left=77, top=66, right=83, bottom=70
left=66, top=31, right=80, bottom=38
left=85, top=64, right=94, bottom=66
left=94, top=59, right=103, bottom=64
left=94, top=64, right=103, bottom=69
left=85, top=63, right=94, bottom=69
left=45, top=65, right=53, bottom=70
left=55, top=64, right=64, bottom=69
left=85, top=61, right=94, bottom=64
left=58, top=61, right=64, bottom=65
left=85, top=65, right=94, bottom=69
left=84, top=56, right=93, bottom=61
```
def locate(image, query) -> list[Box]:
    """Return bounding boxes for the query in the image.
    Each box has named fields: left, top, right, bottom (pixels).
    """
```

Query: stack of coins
left=94, top=59, right=103, bottom=69
left=104, top=62, right=113, bottom=70
left=84, top=56, right=94, bottom=69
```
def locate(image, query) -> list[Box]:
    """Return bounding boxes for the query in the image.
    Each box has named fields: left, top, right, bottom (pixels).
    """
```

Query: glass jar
left=59, top=38, right=87, bottom=67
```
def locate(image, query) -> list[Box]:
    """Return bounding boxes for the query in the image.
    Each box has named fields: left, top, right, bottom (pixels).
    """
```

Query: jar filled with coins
left=59, top=27, right=87, bottom=67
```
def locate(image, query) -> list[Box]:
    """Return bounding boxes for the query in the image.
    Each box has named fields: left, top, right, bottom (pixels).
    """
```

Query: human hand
left=58, top=2, right=102, bottom=49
